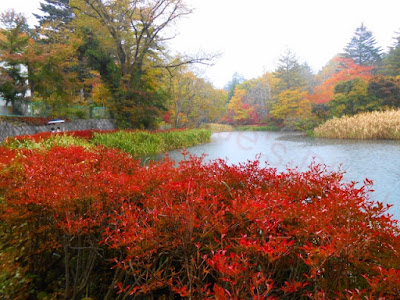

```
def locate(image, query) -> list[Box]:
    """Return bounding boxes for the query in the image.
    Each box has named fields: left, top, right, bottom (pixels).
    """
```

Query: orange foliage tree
left=308, top=58, right=373, bottom=104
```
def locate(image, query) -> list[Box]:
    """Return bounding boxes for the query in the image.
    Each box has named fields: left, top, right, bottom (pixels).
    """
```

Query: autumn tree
left=179, top=75, right=226, bottom=127
left=232, top=75, right=273, bottom=123
left=308, top=57, right=373, bottom=104
left=238, top=77, right=271, bottom=107
left=70, top=0, right=206, bottom=127
left=0, top=8, right=83, bottom=117
left=168, top=70, right=199, bottom=128
left=343, top=23, right=382, bottom=67
left=0, top=10, right=30, bottom=112
left=227, top=88, right=254, bottom=124
left=24, top=35, right=81, bottom=116
left=35, top=1, right=112, bottom=107
left=270, top=89, right=312, bottom=129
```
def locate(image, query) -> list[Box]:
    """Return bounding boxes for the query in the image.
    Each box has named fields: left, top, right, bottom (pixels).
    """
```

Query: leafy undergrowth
left=0, top=146, right=399, bottom=299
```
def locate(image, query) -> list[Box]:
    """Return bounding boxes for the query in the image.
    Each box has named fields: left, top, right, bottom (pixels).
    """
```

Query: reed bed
left=91, top=129, right=211, bottom=156
left=314, top=110, right=400, bottom=139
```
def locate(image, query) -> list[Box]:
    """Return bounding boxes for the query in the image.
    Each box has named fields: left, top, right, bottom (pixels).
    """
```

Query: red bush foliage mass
left=0, top=146, right=399, bottom=299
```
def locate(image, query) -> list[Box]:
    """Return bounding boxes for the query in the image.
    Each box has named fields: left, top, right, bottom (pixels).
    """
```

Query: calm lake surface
left=160, top=131, right=400, bottom=219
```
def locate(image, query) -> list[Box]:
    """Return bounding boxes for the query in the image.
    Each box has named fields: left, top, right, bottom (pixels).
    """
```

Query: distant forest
left=1, top=0, right=400, bottom=130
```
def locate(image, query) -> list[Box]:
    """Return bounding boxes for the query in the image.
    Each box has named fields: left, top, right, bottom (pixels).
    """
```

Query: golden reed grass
left=314, top=110, right=400, bottom=139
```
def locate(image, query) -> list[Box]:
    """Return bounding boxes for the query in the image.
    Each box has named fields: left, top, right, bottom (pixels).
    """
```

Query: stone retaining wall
left=0, top=119, right=116, bottom=141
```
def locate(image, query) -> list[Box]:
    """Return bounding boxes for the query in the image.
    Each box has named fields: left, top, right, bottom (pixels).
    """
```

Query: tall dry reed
left=314, top=110, right=400, bottom=139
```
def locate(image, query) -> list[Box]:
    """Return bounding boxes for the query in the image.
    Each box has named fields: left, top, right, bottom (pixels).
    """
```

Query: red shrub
left=0, top=147, right=399, bottom=299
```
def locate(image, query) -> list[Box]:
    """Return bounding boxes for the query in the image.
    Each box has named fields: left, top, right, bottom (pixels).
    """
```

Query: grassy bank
left=314, top=110, right=400, bottom=139
left=91, top=128, right=211, bottom=156
left=1, top=128, right=211, bottom=156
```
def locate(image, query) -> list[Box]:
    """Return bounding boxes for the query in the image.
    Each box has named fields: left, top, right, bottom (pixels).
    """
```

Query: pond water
left=156, top=131, right=400, bottom=219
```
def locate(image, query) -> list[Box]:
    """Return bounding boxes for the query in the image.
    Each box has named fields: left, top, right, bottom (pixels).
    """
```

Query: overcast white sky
left=1, top=0, right=400, bottom=88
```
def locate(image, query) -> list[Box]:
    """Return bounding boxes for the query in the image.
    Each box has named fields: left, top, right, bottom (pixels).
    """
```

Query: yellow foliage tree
left=271, top=89, right=312, bottom=129
left=168, top=70, right=226, bottom=128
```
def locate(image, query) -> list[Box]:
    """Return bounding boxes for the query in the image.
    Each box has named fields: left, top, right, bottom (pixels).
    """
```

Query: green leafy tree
left=0, top=10, right=30, bottom=112
left=343, top=23, right=382, bottom=67
left=329, top=78, right=373, bottom=116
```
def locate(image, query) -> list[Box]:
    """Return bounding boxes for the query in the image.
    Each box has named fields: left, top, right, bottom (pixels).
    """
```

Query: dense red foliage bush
left=0, top=146, right=399, bottom=299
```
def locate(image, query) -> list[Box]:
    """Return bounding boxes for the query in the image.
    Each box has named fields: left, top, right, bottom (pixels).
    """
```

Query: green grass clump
left=92, top=129, right=211, bottom=156
left=314, top=109, right=400, bottom=139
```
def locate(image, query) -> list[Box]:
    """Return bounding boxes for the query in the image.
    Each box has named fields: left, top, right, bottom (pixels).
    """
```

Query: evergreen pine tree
left=343, top=23, right=382, bottom=66
left=34, top=0, right=74, bottom=27
left=273, top=48, right=309, bottom=92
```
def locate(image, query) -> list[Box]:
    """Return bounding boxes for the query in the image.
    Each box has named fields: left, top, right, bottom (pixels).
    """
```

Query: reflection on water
left=153, top=131, right=400, bottom=219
